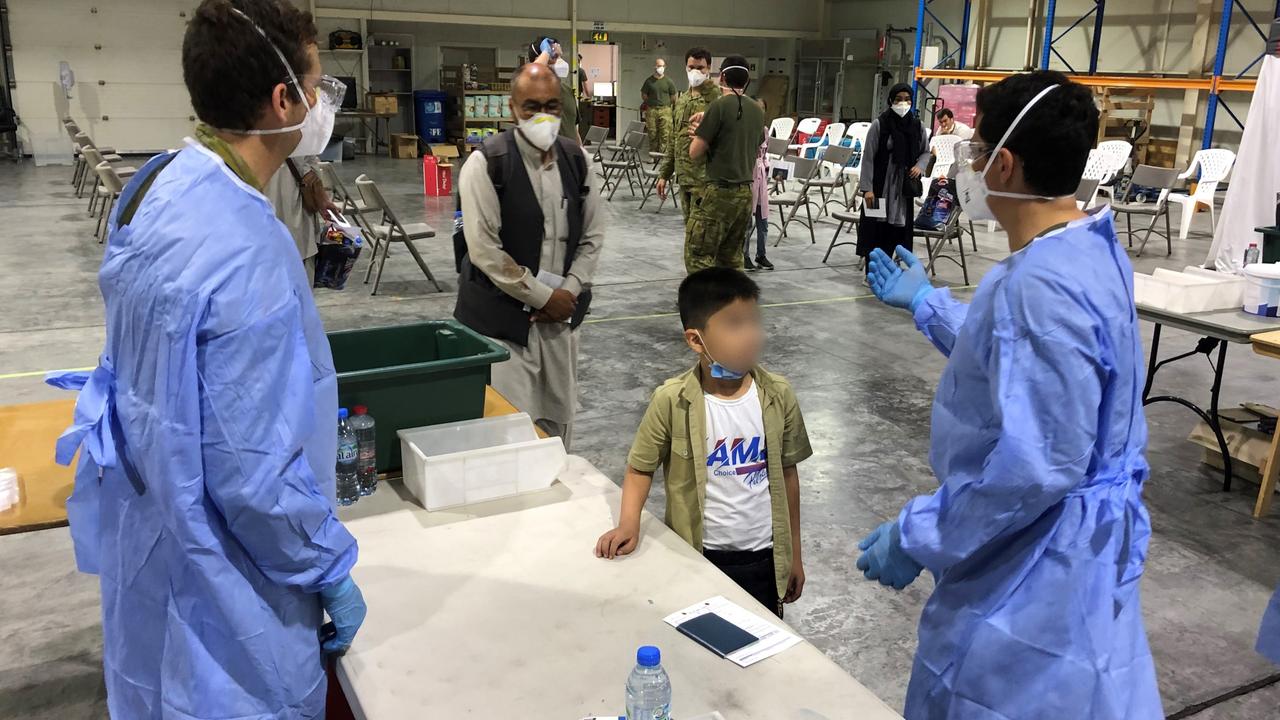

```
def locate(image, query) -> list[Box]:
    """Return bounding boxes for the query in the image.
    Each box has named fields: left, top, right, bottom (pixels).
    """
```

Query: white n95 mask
left=553, top=59, right=570, bottom=79
left=954, top=83, right=1070, bottom=222
left=517, top=113, right=561, bottom=151
left=687, top=69, right=708, bottom=88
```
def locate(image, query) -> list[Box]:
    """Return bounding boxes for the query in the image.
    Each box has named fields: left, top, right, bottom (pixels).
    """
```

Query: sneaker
left=755, top=256, right=775, bottom=270
left=743, top=255, right=756, bottom=271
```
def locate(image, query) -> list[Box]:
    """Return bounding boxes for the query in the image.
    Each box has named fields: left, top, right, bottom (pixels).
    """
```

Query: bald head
left=510, top=62, right=563, bottom=121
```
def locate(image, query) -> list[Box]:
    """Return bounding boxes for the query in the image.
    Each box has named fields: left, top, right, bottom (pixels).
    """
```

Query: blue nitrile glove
left=867, top=246, right=935, bottom=313
left=855, top=520, right=924, bottom=590
left=319, top=576, right=367, bottom=654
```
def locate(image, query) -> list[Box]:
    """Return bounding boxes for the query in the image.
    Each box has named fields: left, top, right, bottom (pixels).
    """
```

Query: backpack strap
left=117, top=151, right=180, bottom=227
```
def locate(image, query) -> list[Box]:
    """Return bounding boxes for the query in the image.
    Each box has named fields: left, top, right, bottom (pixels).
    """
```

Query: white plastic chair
left=800, top=122, right=846, bottom=162
left=1093, top=140, right=1133, bottom=203
left=1169, top=148, right=1235, bottom=241
left=769, top=117, right=796, bottom=144
left=787, top=117, right=822, bottom=151
left=922, top=134, right=961, bottom=199
left=840, top=122, right=872, bottom=183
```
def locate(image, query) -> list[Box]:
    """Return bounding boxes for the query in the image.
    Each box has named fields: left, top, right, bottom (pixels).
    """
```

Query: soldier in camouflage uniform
left=686, top=55, right=765, bottom=273
left=657, top=47, right=718, bottom=226
left=640, top=59, right=676, bottom=155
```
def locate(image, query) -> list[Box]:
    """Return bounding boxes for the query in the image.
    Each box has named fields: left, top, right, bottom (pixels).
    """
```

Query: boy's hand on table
left=595, top=522, right=639, bottom=559
left=783, top=560, right=805, bottom=603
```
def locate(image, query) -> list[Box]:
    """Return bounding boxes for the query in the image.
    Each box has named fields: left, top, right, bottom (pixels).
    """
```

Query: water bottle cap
left=338, top=407, right=349, bottom=420
left=636, top=645, right=660, bottom=667
left=353, top=405, right=368, bottom=415
left=454, top=210, right=463, bottom=217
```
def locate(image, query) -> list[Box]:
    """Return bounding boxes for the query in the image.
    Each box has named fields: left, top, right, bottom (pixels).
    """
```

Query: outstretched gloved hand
left=320, top=575, right=367, bottom=654
left=868, top=246, right=935, bottom=312
left=856, top=520, right=924, bottom=590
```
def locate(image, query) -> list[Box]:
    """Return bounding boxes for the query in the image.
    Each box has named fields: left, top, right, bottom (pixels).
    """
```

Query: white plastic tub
left=1242, top=263, right=1280, bottom=317
left=1135, top=270, right=1231, bottom=313
left=397, top=413, right=566, bottom=511
left=1180, top=266, right=1246, bottom=310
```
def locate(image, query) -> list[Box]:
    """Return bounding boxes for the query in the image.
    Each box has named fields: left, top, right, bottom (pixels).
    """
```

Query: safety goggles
left=293, top=74, right=346, bottom=107
left=954, top=140, right=994, bottom=168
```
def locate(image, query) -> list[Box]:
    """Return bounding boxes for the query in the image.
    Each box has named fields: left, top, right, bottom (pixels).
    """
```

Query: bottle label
left=653, top=705, right=670, bottom=720
left=338, top=444, right=357, bottom=462
left=358, top=447, right=376, bottom=461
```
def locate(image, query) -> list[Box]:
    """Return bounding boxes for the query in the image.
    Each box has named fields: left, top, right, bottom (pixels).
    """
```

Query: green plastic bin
left=327, top=320, right=510, bottom=473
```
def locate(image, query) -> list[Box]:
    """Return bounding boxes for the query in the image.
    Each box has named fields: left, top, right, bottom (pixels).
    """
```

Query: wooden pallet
left=1097, top=87, right=1155, bottom=164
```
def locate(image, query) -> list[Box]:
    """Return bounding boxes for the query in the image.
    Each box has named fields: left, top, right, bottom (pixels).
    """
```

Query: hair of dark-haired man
left=182, top=0, right=317, bottom=131
left=975, top=70, right=1098, bottom=197
left=678, top=267, right=760, bottom=330
left=527, top=36, right=559, bottom=64
left=935, top=108, right=954, bottom=120
left=719, top=55, right=750, bottom=90
left=685, top=47, right=713, bottom=66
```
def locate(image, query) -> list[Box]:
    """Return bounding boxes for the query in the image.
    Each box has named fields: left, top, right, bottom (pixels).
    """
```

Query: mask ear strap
left=223, top=7, right=311, bottom=136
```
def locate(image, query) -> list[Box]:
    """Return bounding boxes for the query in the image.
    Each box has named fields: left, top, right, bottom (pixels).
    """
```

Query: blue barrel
left=414, top=90, right=448, bottom=144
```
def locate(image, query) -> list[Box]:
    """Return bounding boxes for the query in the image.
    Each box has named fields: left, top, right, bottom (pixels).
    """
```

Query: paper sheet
left=862, top=200, right=887, bottom=219
left=664, top=596, right=801, bottom=668
left=523, top=269, right=567, bottom=318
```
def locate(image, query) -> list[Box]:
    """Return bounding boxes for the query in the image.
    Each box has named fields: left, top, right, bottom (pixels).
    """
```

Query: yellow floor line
left=0, top=286, right=976, bottom=381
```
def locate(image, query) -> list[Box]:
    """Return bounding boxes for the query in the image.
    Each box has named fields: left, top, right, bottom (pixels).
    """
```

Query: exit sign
left=591, top=31, right=609, bottom=42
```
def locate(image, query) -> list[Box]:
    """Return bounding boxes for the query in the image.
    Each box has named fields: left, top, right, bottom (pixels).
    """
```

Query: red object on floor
left=325, top=658, right=357, bottom=720
left=423, top=155, right=453, bottom=197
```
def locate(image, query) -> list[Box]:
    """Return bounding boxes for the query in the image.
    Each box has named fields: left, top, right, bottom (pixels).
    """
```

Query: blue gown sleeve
left=197, top=291, right=356, bottom=594
left=913, top=287, right=969, bottom=357
left=898, top=274, right=1105, bottom=572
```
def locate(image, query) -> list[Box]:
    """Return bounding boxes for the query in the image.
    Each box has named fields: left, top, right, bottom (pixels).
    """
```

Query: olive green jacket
left=627, top=364, right=812, bottom=599
left=658, top=81, right=720, bottom=188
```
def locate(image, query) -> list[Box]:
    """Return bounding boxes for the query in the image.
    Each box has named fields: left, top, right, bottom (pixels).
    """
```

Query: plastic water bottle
left=350, top=405, right=377, bottom=496
left=625, top=646, right=671, bottom=720
left=453, top=209, right=464, bottom=235
left=1245, top=243, right=1261, bottom=267
left=336, top=408, right=359, bottom=506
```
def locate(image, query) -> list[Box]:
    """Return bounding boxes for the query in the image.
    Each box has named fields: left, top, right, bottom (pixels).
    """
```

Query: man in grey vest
left=454, top=63, right=604, bottom=448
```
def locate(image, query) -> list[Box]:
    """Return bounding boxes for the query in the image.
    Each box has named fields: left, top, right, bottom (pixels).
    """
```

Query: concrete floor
left=1, top=152, right=1279, bottom=719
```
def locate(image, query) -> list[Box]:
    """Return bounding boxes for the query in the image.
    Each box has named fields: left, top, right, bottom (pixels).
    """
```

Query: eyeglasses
left=955, top=140, right=994, bottom=167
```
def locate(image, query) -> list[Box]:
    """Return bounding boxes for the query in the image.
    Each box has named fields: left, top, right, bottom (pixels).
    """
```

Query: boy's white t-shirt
left=702, top=381, right=773, bottom=552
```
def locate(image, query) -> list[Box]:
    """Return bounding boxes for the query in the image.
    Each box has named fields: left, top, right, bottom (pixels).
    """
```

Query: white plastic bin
left=1242, top=263, right=1280, bottom=317
left=1134, top=270, right=1222, bottom=313
left=1180, top=266, right=1246, bottom=310
left=397, top=413, right=566, bottom=510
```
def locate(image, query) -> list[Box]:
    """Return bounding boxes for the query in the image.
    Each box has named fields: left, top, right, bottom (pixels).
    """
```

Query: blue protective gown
left=898, top=206, right=1163, bottom=719
left=48, top=140, right=357, bottom=719
left=1259, top=585, right=1280, bottom=664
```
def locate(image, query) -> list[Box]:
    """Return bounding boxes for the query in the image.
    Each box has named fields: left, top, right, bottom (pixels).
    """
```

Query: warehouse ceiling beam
left=311, top=7, right=820, bottom=40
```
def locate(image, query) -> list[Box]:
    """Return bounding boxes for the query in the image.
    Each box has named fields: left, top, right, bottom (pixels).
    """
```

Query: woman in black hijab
left=856, top=83, right=931, bottom=269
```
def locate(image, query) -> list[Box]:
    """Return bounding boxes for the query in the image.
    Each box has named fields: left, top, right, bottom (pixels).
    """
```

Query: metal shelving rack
left=909, top=0, right=1278, bottom=151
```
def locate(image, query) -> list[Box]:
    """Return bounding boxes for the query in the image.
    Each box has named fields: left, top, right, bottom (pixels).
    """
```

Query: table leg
left=1254, top=414, right=1280, bottom=518
left=1208, top=339, right=1232, bottom=490
left=1143, top=323, right=1162, bottom=401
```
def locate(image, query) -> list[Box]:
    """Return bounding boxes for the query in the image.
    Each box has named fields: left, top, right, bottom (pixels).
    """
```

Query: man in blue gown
left=857, top=71, right=1163, bottom=719
left=46, top=1, right=365, bottom=717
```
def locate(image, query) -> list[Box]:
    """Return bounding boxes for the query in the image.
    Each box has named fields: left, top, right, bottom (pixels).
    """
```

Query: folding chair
left=1110, top=164, right=1181, bottom=257
left=769, top=155, right=822, bottom=245
left=1074, top=177, right=1101, bottom=210
left=806, top=145, right=856, bottom=215
left=600, top=130, right=647, bottom=200
left=91, top=162, right=127, bottom=243
left=74, top=134, right=125, bottom=198
left=79, top=146, right=135, bottom=215
left=316, top=162, right=379, bottom=235
left=920, top=203, right=969, bottom=285
left=582, top=125, right=609, bottom=159
left=823, top=208, right=861, bottom=264
left=638, top=148, right=677, bottom=212
left=597, top=120, right=644, bottom=165
left=765, top=137, right=790, bottom=161
left=354, top=174, right=443, bottom=295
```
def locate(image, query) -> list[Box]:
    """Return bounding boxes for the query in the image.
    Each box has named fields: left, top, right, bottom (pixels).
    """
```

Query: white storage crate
left=1135, top=270, right=1234, bottom=313
left=1180, top=266, right=1245, bottom=310
left=397, top=413, right=566, bottom=511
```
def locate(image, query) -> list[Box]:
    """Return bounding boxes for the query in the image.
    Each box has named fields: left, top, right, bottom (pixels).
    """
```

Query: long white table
left=335, top=456, right=902, bottom=719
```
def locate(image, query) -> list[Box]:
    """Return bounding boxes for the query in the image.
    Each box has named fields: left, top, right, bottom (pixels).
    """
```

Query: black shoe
left=743, top=256, right=756, bottom=270
left=755, top=256, right=775, bottom=270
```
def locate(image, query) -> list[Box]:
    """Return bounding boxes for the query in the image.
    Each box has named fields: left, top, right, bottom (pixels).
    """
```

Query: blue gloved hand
left=867, top=246, right=935, bottom=313
left=855, top=520, right=924, bottom=590
left=319, top=576, right=367, bottom=654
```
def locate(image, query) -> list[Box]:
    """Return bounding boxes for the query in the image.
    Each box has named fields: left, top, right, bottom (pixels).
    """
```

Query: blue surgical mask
left=694, top=331, right=747, bottom=380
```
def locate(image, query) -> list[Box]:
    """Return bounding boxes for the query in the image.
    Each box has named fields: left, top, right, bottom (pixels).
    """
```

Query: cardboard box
left=423, top=154, right=453, bottom=197
left=390, top=133, right=418, bottom=159
left=369, top=93, right=399, bottom=115
left=428, top=143, right=461, bottom=160
left=1187, top=417, right=1277, bottom=488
